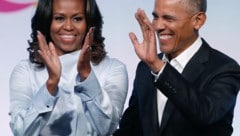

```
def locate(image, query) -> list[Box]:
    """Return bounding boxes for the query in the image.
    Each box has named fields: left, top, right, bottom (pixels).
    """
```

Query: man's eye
left=152, top=13, right=158, bottom=20
left=163, top=15, right=175, bottom=22
left=153, top=16, right=159, bottom=20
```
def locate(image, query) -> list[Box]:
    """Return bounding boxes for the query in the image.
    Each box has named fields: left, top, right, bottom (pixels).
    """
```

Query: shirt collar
left=162, top=37, right=202, bottom=73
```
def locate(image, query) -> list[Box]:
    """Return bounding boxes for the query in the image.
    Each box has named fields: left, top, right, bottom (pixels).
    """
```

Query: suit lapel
left=182, top=39, right=209, bottom=81
left=158, top=39, right=210, bottom=135
left=158, top=99, right=175, bottom=135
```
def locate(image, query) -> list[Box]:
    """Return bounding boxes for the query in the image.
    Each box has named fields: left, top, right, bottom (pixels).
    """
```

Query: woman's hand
left=77, top=27, right=94, bottom=81
left=37, top=31, right=61, bottom=95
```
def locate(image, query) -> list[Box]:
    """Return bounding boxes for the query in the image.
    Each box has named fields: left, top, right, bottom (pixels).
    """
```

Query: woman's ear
left=193, top=12, right=206, bottom=30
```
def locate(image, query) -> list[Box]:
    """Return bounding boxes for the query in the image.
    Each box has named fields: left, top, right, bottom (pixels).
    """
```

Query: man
left=114, top=0, right=240, bottom=136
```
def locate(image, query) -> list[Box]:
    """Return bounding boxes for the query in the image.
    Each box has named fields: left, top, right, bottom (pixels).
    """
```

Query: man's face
left=152, top=0, right=198, bottom=59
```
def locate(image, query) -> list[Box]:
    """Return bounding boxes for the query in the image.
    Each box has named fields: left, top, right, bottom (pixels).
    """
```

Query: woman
left=9, top=0, right=128, bottom=135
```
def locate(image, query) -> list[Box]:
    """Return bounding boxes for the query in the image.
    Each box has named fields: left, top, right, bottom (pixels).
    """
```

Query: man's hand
left=129, top=9, right=164, bottom=73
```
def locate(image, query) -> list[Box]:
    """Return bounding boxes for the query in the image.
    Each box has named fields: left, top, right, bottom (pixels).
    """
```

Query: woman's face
left=50, top=0, right=87, bottom=56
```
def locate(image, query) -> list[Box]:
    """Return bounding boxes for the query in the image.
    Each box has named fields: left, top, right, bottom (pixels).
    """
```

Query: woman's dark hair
left=27, top=0, right=106, bottom=68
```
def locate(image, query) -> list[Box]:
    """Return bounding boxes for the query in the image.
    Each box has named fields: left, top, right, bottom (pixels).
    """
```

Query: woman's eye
left=54, top=16, right=64, bottom=21
left=73, top=17, right=83, bottom=22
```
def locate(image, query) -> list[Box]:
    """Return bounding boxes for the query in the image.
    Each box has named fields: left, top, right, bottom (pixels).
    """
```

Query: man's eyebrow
left=152, top=12, right=158, bottom=17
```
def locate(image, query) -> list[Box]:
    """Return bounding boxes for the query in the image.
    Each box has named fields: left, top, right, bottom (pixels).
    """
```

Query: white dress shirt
left=156, top=37, right=202, bottom=126
left=9, top=50, right=128, bottom=136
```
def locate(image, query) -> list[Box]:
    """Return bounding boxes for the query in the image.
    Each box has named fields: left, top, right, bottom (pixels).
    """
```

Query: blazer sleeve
left=155, top=61, right=240, bottom=125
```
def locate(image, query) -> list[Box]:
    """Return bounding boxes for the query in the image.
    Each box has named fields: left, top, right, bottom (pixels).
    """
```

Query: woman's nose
left=63, top=19, right=74, bottom=31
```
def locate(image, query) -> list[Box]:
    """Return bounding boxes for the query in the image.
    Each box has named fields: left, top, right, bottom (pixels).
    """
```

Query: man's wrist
left=151, top=60, right=165, bottom=74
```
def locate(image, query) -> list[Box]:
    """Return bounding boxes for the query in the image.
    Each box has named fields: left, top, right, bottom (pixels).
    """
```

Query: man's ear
left=193, top=12, right=206, bottom=30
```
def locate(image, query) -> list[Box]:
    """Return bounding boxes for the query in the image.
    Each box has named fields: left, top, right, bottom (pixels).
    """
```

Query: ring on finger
left=88, top=46, right=92, bottom=52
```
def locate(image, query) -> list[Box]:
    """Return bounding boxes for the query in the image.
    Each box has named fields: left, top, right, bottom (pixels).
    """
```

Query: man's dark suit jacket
left=114, top=39, right=240, bottom=136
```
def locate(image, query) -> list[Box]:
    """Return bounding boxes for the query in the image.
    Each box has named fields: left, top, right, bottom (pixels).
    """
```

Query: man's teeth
left=159, top=35, right=172, bottom=39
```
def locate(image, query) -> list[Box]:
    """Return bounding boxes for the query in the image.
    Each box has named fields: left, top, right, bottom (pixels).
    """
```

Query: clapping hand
left=37, top=31, right=61, bottom=95
left=77, top=27, right=95, bottom=81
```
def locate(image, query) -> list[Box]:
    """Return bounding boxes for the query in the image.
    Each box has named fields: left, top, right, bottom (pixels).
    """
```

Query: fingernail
left=37, top=30, right=41, bottom=36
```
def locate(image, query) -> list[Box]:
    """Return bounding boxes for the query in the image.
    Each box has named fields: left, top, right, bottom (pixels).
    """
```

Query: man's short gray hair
left=180, top=0, right=207, bottom=14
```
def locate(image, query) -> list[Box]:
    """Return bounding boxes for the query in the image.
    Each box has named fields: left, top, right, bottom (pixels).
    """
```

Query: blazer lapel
left=158, top=39, right=210, bottom=135
left=158, top=99, right=175, bottom=135
left=182, top=39, right=209, bottom=81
